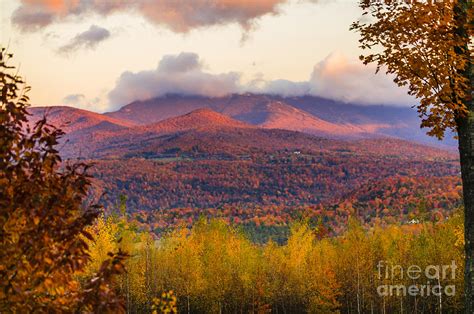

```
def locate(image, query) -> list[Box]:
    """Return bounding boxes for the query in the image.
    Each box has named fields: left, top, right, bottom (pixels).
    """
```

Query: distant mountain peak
left=179, top=107, right=251, bottom=127
left=32, top=94, right=457, bottom=149
left=141, top=108, right=252, bottom=134
left=28, top=105, right=134, bottom=133
left=184, top=107, right=220, bottom=116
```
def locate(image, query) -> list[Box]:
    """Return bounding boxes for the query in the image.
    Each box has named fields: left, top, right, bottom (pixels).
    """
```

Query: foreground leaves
left=0, top=48, right=127, bottom=312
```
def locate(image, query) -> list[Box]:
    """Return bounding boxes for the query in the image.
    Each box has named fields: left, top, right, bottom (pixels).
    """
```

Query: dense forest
left=83, top=211, right=465, bottom=313
left=88, top=151, right=461, bottom=241
left=91, top=151, right=459, bottom=212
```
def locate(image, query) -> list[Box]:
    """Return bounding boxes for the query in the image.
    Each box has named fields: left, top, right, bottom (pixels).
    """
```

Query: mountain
left=253, top=101, right=381, bottom=137
left=105, top=94, right=456, bottom=147
left=29, top=94, right=458, bottom=148
left=138, top=108, right=253, bottom=133
left=28, top=106, right=136, bottom=158
left=26, top=102, right=460, bottom=224
left=28, top=105, right=454, bottom=161
left=26, top=93, right=460, bottom=159
left=29, top=106, right=134, bottom=133
left=84, top=109, right=459, bottom=214
left=81, top=108, right=335, bottom=159
left=105, top=95, right=214, bottom=125
left=89, top=109, right=257, bottom=158
left=131, top=100, right=377, bottom=138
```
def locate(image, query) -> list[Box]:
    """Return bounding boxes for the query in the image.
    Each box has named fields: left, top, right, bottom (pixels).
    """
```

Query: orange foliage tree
left=351, top=0, right=473, bottom=310
left=0, top=48, right=127, bottom=312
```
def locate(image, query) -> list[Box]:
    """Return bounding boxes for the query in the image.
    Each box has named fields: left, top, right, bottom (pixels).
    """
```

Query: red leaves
left=0, top=48, right=127, bottom=312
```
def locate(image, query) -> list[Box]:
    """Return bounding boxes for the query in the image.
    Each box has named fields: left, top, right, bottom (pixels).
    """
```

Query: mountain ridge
left=103, top=93, right=456, bottom=147
left=139, top=108, right=253, bottom=133
left=28, top=93, right=457, bottom=154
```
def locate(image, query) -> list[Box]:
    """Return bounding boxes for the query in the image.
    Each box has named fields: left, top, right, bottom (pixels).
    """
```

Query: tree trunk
left=458, top=103, right=474, bottom=314
left=457, top=64, right=474, bottom=313
left=453, top=1, right=473, bottom=312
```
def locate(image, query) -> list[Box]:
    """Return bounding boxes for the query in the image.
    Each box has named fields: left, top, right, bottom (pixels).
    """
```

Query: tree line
left=84, top=211, right=465, bottom=313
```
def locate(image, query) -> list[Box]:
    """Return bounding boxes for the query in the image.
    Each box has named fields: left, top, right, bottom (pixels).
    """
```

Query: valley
left=29, top=94, right=462, bottom=240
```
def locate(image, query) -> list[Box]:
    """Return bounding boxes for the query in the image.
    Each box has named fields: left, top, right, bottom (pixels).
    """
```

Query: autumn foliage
left=351, top=0, right=472, bottom=139
left=0, top=49, right=126, bottom=312
left=352, top=1, right=473, bottom=311
left=86, top=212, right=465, bottom=313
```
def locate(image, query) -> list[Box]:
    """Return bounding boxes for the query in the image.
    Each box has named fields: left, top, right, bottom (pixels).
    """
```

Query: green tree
left=351, top=1, right=473, bottom=310
left=0, top=48, right=127, bottom=312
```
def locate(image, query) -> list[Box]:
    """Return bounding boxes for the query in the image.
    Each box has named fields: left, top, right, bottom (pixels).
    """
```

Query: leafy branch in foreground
left=351, top=0, right=473, bottom=311
left=0, top=47, right=127, bottom=312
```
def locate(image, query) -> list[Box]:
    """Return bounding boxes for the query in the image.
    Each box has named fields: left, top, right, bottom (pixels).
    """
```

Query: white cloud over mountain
left=108, top=53, right=242, bottom=108
left=307, top=52, right=414, bottom=105
left=107, top=52, right=415, bottom=110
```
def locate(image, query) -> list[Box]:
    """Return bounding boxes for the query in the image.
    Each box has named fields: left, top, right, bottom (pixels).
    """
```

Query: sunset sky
left=1, top=0, right=414, bottom=112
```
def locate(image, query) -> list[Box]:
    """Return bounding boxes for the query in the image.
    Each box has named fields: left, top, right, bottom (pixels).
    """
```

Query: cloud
left=63, top=93, right=107, bottom=111
left=107, top=52, right=414, bottom=110
left=107, top=52, right=415, bottom=109
left=108, top=52, right=242, bottom=109
left=248, top=53, right=414, bottom=105
left=58, top=25, right=110, bottom=54
left=11, top=3, right=55, bottom=32
left=12, top=0, right=289, bottom=33
left=62, top=93, right=85, bottom=105
left=252, top=79, right=311, bottom=97
left=305, top=52, right=414, bottom=106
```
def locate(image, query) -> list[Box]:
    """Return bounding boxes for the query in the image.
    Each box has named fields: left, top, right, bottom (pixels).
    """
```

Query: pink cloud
left=307, top=52, right=414, bottom=105
left=108, top=52, right=242, bottom=109
left=12, top=0, right=288, bottom=32
left=107, top=52, right=415, bottom=111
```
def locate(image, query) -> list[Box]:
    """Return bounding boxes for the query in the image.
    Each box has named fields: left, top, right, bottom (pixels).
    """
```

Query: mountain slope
left=83, top=109, right=456, bottom=160
left=28, top=106, right=134, bottom=134
left=139, top=108, right=253, bottom=134
left=28, top=104, right=456, bottom=159
left=254, top=101, right=385, bottom=137
left=104, top=94, right=456, bottom=146
left=105, top=95, right=218, bottom=125
left=28, top=106, right=136, bottom=158
left=25, top=105, right=459, bottom=219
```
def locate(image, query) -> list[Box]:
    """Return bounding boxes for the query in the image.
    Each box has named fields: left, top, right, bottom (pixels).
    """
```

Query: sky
left=1, top=0, right=415, bottom=113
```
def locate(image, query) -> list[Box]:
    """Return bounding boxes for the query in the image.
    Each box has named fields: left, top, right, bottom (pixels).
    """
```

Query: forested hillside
left=25, top=106, right=462, bottom=240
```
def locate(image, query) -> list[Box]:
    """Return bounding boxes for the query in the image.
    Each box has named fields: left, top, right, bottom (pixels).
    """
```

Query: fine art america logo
left=377, top=260, right=457, bottom=297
